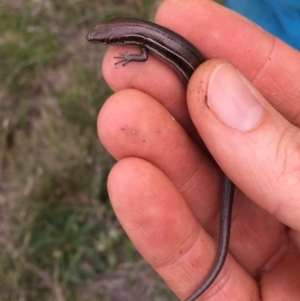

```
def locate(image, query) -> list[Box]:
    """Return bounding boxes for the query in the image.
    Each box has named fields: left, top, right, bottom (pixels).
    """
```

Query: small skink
left=87, top=17, right=235, bottom=301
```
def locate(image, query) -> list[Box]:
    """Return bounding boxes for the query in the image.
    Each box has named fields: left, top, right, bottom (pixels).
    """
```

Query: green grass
left=0, top=1, right=223, bottom=300
left=0, top=1, right=178, bottom=300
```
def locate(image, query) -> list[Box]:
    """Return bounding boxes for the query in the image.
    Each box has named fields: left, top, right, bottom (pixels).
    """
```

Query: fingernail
left=207, top=64, right=264, bottom=131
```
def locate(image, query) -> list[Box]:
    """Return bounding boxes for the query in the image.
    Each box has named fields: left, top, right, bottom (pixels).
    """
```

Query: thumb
left=187, top=59, right=300, bottom=232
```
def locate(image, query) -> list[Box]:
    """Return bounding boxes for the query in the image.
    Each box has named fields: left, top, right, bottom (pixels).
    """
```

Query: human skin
left=97, top=0, right=300, bottom=300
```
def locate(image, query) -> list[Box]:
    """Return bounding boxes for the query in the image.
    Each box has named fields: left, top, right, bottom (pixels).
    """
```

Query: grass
left=0, top=0, right=223, bottom=300
left=0, top=0, right=178, bottom=300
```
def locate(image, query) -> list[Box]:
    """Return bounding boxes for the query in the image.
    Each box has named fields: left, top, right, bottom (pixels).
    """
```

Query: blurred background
left=0, top=0, right=221, bottom=300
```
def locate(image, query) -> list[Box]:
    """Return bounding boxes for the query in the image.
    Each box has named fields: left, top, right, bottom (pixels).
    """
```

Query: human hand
left=97, top=0, right=300, bottom=300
